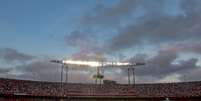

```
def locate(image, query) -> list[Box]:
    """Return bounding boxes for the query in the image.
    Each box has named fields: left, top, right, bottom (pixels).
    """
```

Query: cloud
left=81, top=0, right=201, bottom=52
left=0, top=48, right=200, bottom=83
left=180, top=68, right=201, bottom=82
left=65, top=30, right=106, bottom=60
left=158, top=73, right=181, bottom=83
left=0, top=68, right=10, bottom=73
left=19, top=60, right=61, bottom=81
left=161, top=42, right=201, bottom=55
left=0, top=48, right=35, bottom=62
left=81, top=0, right=138, bottom=28
left=39, top=0, right=201, bottom=84
left=1, top=56, right=96, bottom=83
left=65, top=30, right=95, bottom=47
left=127, top=53, right=148, bottom=63
left=0, top=48, right=98, bottom=83
left=136, top=50, right=198, bottom=77
left=1, top=1, right=201, bottom=84
left=109, top=12, right=201, bottom=51
left=68, top=70, right=94, bottom=83
left=113, top=48, right=200, bottom=83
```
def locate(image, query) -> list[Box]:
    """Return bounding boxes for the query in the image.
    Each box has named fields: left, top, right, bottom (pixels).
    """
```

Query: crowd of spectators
left=0, top=78, right=201, bottom=98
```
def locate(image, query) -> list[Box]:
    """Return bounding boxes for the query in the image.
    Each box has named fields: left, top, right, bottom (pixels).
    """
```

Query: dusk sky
left=0, top=0, right=201, bottom=84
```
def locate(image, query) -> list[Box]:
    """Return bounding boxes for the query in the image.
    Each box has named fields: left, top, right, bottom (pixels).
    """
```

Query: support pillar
left=128, top=68, right=130, bottom=85
left=60, top=64, right=64, bottom=96
left=132, top=68, right=135, bottom=84
left=65, top=65, right=68, bottom=83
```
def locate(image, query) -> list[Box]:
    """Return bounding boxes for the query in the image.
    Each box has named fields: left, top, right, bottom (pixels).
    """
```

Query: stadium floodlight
left=126, top=62, right=146, bottom=85
left=50, top=59, right=145, bottom=85
left=50, top=59, right=69, bottom=96
left=50, top=60, right=63, bottom=64
left=62, top=59, right=145, bottom=67
left=62, top=60, right=145, bottom=84
left=50, top=59, right=69, bottom=83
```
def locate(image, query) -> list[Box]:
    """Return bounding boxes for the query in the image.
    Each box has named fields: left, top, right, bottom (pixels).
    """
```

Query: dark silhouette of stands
left=0, top=78, right=201, bottom=101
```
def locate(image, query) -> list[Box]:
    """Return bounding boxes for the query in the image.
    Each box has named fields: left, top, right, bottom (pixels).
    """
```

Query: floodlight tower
left=93, top=67, right=104, bottom=85
left=50, top=59, right=69, bottom=95
left=94, top=60, right=145, bottom=85
left=127, top=62, right=145, bottom=85
left=93, top=56, right=105, bottom=85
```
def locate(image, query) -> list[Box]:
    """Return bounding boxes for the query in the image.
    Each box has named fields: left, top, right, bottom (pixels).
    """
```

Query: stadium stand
left=0, top=78, right=201, bottom=101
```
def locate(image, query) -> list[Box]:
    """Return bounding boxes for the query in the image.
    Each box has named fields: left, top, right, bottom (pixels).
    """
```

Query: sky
left=0, top=0, right=201, bottom=84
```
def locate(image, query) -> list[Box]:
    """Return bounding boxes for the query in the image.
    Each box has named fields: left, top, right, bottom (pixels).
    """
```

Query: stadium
left=0, top=59, right=201, bottom=101
left=0, top=78, right=201, bottom=101
left=1, top=0, right=201, bottom=101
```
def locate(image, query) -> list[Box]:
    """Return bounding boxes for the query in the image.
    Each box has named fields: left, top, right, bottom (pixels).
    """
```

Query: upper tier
left=0, top=78, right=201, bottom=98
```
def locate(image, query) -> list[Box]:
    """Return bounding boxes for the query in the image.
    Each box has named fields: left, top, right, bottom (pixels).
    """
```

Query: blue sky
left=0, top=0, right=96, bottom=57
left=0, top=0, right=201, bottom=83
left=0, top=0, right=189, bottom=58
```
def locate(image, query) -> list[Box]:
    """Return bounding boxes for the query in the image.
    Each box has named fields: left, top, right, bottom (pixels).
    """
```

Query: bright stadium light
left=51, top=59, right=145, bottom=85
left=63, top=60, right=99, bottom=67
left=62, top=59, right=144, bottom=67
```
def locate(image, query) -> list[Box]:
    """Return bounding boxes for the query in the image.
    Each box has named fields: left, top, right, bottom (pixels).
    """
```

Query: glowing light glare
left=62, top=60, right=131, bottom=67
left=63, top=60, right=99, bottom=67
left=104, top=62, right=130, bottom=66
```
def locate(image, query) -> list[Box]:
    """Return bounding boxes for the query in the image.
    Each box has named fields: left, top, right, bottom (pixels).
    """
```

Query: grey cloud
left=162, top=42, right=201, bottom=55
left=65, top=30, right=106, bottom=60
left=135, top=75, right=160, bottom=84
left=65, top=30, right=95, bottom=47
left=68, top=70, right=94, bottom=83
left=0, top=48, right=100, bottom=83
left=0, top=48, right=35, bottom=62
left=69, top=49, right=105, bottom=61
left=70, top=0, right=201, bottom=54
left=0, top=47, right=31, bottom=77
left=16, top=59, right=61, bottom=82
left=136, top=51, right=198, bottom=78
left=27, top=0, right=201, bottom=83
left=7, top=57, right=96, bottom=83
left=0, top=49, right=200, bottom=83
left=117, top=49, right=199, bottom=81
left=109, top=15, right=201, bottom=51
left=0, top=68, right=10, bottom=74
left=131, top=50, right=178, bottom=78
left=179, top=67, right=201, bottom=82
left=79, top=0, right=201, bottom=54
left=81, top=0, right=138, bottom=28
left=127, top=53, right=148, bottom=63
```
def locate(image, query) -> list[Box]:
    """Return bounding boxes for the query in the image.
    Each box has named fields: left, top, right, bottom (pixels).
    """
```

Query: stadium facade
left=0, top=78, right=201, bottom=101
